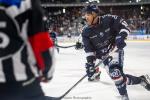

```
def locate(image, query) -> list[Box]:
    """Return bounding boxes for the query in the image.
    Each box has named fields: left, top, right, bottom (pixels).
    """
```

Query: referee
left=0, top=0, right=55, bottom=100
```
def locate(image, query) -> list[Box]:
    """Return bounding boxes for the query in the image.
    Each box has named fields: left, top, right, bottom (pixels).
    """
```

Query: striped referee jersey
left=0, top=0, right=54, bottom=85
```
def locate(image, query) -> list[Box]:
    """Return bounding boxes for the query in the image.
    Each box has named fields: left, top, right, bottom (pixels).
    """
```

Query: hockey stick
left=50, top=48, right=118, bottom=100
left=51, top=54, right=115, bottom=100
left=48, top=57, right=110, bottom=100
left=55, top=44, right=76, bottom=48
left=55, top=34, right=82, bottom=49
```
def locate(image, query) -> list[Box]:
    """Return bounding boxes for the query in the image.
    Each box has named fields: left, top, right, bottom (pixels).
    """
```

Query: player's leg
left=108, top=66, right=129, bottom=100
left=106, top=49, right=150, bottom=100
left=139, top=75, right=150, bottom=91
left=104, top=49, right=129, bottom=100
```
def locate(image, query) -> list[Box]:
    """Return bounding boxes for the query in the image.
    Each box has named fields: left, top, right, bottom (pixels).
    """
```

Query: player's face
left=84, top=13, right=94, bottom=25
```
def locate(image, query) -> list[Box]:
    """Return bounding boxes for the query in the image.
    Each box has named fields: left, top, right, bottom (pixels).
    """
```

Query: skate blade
left=145, top=74, right=150, bottom=83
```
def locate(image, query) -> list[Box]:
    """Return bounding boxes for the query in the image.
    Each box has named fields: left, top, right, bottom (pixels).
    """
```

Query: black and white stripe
left=0, top=46, right=38, bottom=83
left=0, top=0, right=39, bottom=84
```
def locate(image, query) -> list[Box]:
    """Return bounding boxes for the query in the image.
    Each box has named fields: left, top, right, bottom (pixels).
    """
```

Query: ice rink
left=41, top=41, right=150, bottom=100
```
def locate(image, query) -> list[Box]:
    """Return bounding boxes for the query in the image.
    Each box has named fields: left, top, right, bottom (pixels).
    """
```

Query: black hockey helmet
left=83, top=4, right=99, bottom=14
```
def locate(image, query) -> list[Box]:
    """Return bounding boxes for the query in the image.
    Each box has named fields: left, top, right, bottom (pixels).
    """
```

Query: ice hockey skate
left=140, top=75, right=150, bottom=91
left=88, top=67, right=101, bottom=82
left=121, top=93, right=129, bottom=100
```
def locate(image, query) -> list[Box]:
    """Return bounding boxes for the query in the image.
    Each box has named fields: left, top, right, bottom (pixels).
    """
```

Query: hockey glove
left=115, top=36, right=126, bottom=49
left=75, top=42, right=83, bottom=50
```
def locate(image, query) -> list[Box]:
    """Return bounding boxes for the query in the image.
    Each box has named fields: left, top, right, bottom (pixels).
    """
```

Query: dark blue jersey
left=82, top=14, right=130, bottom=63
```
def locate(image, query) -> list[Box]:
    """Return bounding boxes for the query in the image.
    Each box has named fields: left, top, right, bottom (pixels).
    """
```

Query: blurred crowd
left=41, top=0, right=150, bottom=4
left=44, top=7, right=83, bottom=36
left=44, top=6, right=150, bottom=36
left=126, top=7, right=150, bottom=35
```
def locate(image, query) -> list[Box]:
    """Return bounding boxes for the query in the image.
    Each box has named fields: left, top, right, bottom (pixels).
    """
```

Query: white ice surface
left=41, top=42, right=150, bottom=100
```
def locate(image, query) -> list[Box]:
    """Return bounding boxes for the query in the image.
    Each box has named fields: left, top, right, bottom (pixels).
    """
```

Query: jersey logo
left=110, top=68, right=121, bottom=78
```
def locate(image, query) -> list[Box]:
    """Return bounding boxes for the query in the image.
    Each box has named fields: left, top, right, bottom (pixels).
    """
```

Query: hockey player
left=81, top=4, right=150, bottom=100
left=0, top=0, right=55, bottom=100
left=49, top=29, right=59, bottom=53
